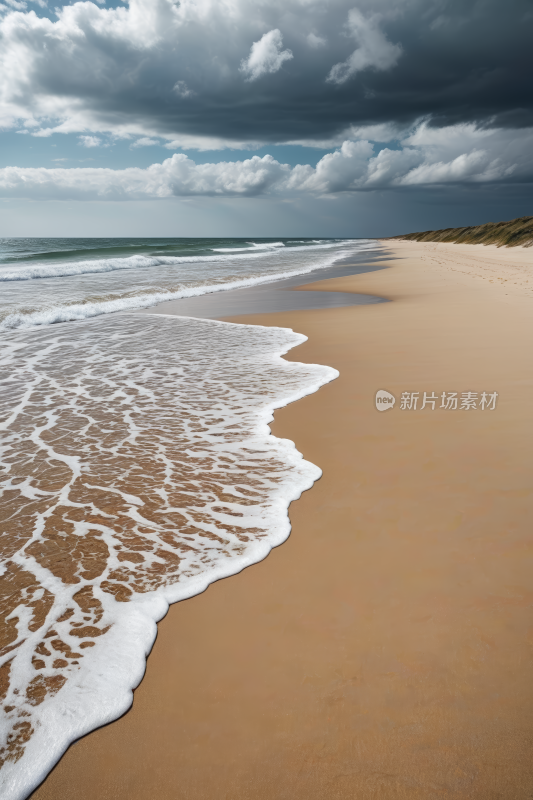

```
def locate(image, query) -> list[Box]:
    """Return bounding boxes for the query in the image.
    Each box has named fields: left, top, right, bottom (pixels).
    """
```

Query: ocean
left=0, top=237, right=373, bottom=798
left=0, top=237, right=373, bottom=330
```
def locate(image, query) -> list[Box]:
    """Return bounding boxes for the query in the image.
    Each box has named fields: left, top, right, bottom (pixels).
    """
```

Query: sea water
left=0, top=237, right=371, bottom=798
left=0, top=237, right=373, bottom=330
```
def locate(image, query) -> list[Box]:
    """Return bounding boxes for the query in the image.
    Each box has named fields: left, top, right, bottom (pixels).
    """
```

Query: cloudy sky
left=0, top=0, right=531, bottom=236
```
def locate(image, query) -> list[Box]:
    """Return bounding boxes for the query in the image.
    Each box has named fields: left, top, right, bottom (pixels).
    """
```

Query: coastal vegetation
left=391, top=215, right=533, bottom=248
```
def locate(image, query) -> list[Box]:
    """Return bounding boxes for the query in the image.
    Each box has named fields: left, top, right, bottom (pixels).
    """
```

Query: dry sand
left=32, top=240, right=533, bottom=799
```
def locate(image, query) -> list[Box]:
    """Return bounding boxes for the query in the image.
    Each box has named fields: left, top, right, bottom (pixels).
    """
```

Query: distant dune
left=388, top=215, right=533, bottom=248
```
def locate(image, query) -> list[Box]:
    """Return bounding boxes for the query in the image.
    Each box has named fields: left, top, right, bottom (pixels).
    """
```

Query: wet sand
left=136, top=245, right=388, bottom=318
left=32, top=240, right=533, bottom=799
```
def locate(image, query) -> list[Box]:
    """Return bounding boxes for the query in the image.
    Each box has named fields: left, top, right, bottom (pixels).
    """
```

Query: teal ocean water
left=0, top=237, right=372, bottom=330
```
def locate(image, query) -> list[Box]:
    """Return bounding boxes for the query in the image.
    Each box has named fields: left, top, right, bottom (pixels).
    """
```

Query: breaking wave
left=0, top=240, right=340, bottom=284
left=0, top=241, right=375, bottom=331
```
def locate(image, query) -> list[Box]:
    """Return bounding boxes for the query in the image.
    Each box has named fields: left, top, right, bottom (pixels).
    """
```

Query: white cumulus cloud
left=0, top=123, right=531, bottom=201
left=0, top=153, right=290, bottom=200
left=239, top=29, right=293, bottom=82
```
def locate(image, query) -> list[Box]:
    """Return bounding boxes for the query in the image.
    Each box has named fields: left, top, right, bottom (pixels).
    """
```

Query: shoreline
left=32, top=240, right=533, bottom=799
left=136, top=242, right=388, bottom=319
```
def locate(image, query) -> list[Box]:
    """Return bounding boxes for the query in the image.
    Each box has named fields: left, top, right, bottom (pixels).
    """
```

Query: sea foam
left=0, top=312, right=337, bottom=799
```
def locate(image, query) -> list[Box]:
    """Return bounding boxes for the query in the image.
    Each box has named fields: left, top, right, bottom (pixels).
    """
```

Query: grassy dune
left=390, top=215, right=533, bottom=248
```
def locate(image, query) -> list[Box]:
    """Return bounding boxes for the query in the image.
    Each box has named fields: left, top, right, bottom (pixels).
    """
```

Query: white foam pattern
left=0, top=312, right=337, bottom=799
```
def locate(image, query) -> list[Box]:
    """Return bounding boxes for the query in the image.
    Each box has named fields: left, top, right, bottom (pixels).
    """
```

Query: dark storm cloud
left=1, top=0, right=531, bottom=146
left=0, top=0, right=532, bottom=200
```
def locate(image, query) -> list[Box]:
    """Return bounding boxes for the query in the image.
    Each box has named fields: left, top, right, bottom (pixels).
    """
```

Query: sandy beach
left=31, top=239, right=533, bottom=799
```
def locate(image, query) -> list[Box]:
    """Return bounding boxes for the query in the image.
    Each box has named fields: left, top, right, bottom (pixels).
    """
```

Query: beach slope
left=32, top=240, right=533, bottom=799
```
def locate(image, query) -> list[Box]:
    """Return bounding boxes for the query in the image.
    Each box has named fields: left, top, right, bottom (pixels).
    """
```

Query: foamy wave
left=0, top=242, right=375, bottom=331
left=0, top=252, right=261, bottom=282
left=0, top=240, right=342, bottom=283
left=0, top=255, right=157, bottom=282
left=0, top=313, right=338, bottom=800
left=211, top=242, right=286, bottom=252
